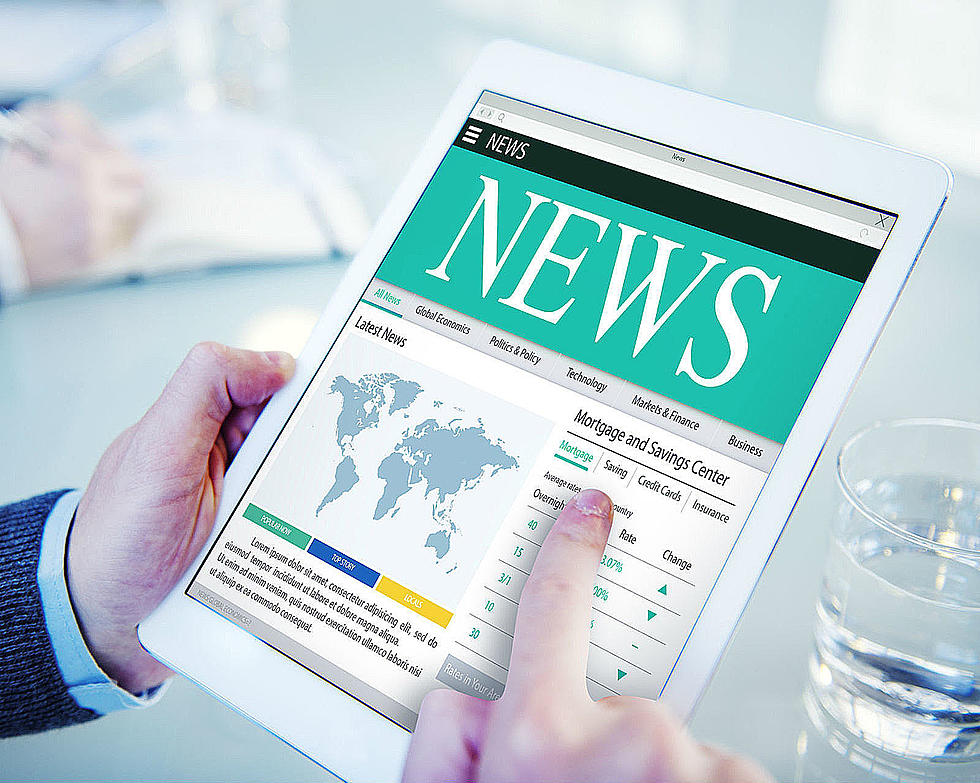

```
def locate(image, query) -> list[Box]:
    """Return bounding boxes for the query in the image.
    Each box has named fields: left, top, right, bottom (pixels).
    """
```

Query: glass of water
left=807, top=418, right=980, bottom=763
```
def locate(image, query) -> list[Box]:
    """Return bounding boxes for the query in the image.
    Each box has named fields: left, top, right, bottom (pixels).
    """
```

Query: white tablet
left=138, top=41, right=950, bottom=782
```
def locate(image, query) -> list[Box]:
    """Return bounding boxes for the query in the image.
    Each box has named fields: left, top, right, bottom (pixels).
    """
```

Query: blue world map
left=315, top=372, right=519, bottom=562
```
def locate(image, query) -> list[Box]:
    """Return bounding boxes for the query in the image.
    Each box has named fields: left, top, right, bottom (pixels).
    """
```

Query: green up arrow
left=617, top=669, right=627, bottom=681
left=658, top=584, right=668, bottom=595
left=647, top=610, right=657, bottom=621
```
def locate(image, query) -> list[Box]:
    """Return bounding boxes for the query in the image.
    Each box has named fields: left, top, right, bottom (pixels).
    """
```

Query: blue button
left=306, top=539, right=381, bottom=588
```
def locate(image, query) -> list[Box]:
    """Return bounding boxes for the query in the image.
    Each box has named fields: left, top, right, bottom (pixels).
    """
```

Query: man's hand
left=67, top=343, right=295, bottom=694
left=0, top=101, right=146, bottom=287
left=404, top=489, right=772, bottom=783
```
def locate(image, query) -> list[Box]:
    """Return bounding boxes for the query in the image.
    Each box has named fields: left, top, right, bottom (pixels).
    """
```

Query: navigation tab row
left=368, top=280, right=782, bottom=472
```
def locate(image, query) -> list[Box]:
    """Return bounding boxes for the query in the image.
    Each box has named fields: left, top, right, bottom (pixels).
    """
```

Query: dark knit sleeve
left=0, top=490, right=99, bottom=737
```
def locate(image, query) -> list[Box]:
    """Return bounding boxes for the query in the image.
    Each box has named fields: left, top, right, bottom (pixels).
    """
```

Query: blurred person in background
left=0, top=101, right=146, bottom=302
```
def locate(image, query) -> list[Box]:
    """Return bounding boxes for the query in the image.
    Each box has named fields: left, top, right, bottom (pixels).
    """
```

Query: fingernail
left=569, top=489, right=613, bottom=521
left=264, top=351, right=295, bottom=371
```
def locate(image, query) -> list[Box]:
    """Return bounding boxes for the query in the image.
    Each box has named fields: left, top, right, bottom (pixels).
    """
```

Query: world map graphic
left=315, top=372, right=519, bottom=565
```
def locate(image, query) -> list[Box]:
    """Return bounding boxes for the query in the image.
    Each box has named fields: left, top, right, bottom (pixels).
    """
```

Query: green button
left=243, top=504, right=311, bottom=550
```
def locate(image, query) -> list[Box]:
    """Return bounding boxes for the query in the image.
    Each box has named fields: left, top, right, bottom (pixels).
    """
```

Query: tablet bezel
left=138, top=40, right=951, bottom=782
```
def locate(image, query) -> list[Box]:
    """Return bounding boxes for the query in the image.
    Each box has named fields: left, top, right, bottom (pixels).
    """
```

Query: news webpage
left=188, top=92, right=895, bottom=729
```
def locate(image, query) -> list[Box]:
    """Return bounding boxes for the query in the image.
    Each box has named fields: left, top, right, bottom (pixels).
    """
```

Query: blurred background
left=0, top=1, right=978, bottom=780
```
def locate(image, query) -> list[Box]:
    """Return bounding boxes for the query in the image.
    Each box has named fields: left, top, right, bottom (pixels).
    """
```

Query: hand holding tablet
left=53, top=336, right=768, bottom=781
left=404, top=489, right=772, bottom=783
left=66, top=344, right=295, bottom=693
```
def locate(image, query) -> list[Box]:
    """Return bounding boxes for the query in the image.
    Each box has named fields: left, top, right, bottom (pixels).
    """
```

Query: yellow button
left=376, top=576, right=453, bottom=628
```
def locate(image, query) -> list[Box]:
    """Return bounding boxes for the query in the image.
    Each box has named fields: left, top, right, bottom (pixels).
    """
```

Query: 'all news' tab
left=361, top=282, right=410, bottom=319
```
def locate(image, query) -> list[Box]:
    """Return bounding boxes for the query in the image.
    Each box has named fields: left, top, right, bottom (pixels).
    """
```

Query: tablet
left=139, top=41, right=950, bottom=782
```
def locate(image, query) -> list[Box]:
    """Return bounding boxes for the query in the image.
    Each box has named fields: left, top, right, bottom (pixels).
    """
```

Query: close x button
left=875, top=212, right=896, bottom=230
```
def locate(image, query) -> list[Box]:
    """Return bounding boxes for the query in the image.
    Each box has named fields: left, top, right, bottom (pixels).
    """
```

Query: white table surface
left=2, top=2, right=979, bottom=780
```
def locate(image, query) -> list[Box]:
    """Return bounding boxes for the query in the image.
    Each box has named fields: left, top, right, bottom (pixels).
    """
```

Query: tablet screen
left=187, top=91, right=896, bottom=729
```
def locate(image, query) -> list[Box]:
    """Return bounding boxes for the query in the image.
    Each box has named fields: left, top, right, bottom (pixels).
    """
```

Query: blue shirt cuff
left=37, top=490, right=169, bottom=714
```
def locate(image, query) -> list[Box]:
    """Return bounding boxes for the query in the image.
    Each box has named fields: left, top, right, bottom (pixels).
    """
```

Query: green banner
left=243, top=503, right=311, bottom=550
left=377, top=147, right=862, bottom=442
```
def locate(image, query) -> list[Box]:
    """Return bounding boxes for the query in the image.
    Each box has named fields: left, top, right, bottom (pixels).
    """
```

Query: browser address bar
left=471, top=104, right=888, bottom=249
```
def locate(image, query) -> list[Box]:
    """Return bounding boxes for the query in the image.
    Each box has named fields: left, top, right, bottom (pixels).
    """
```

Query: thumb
left=142, top=342, right=295, bottom=455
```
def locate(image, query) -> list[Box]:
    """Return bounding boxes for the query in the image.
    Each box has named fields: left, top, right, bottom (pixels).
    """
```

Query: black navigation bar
left=452, top=121, right=877, bottom=283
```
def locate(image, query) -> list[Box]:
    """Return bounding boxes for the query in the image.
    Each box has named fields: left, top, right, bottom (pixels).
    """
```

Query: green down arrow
left=658, top=584, right=668, bottom=595
left=617, top=669, right=627, bottom=681
left=647, top=610, right=657, bottom=621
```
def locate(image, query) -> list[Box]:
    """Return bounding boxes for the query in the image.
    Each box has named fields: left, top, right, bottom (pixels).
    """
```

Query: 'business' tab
left=710, top=424, right=781, bottom=472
